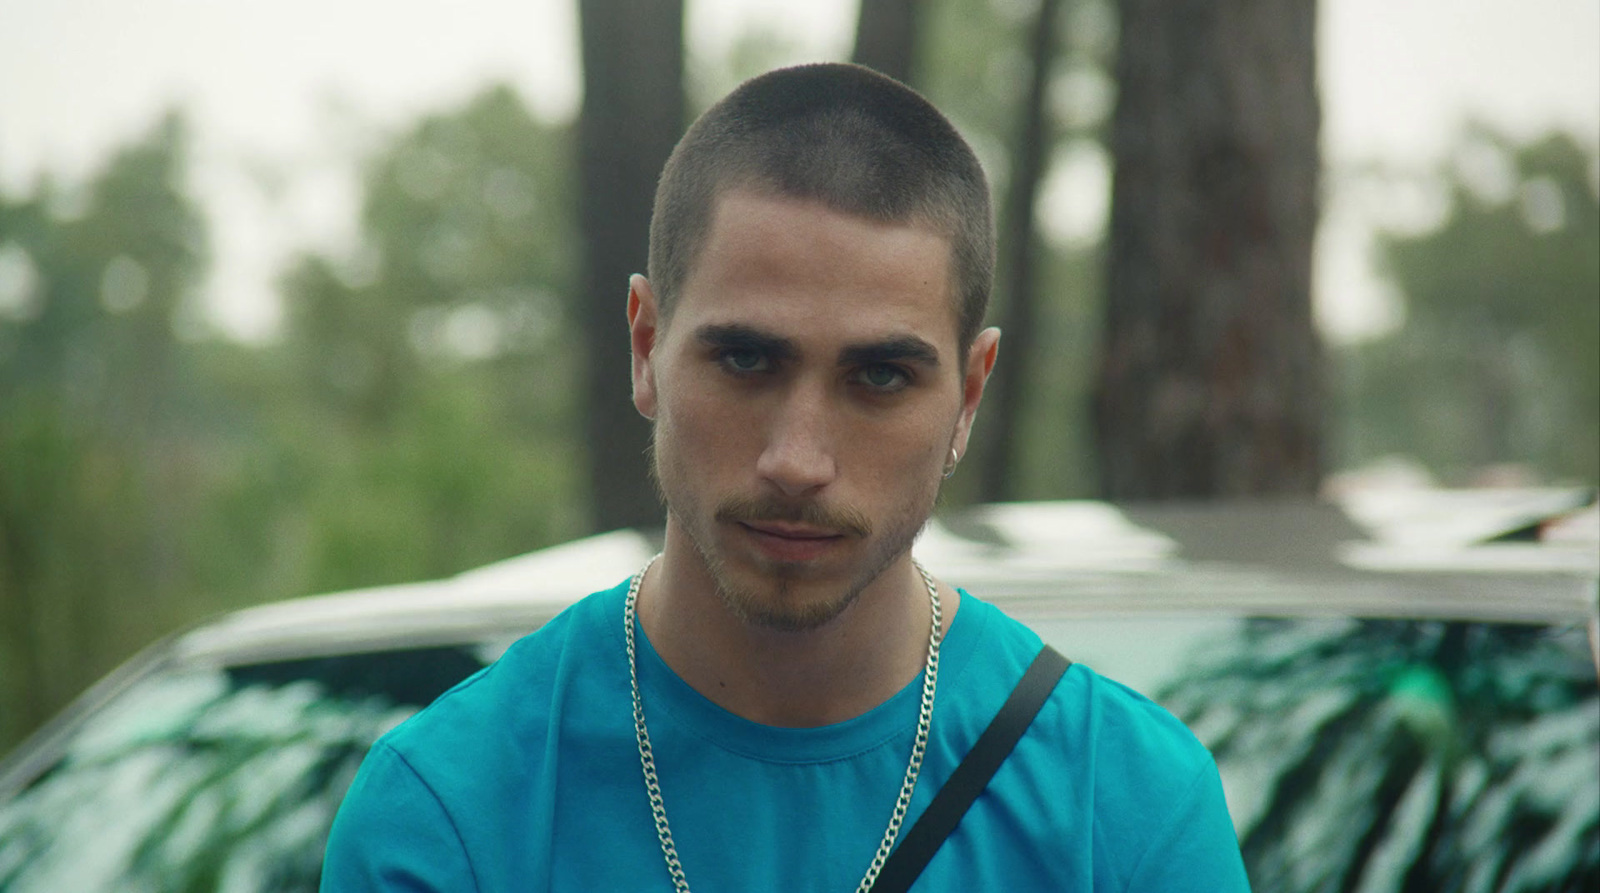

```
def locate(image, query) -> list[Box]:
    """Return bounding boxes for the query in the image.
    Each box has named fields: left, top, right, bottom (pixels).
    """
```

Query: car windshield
left=0, top=617, right=1595, bottom=891
left=0, top=646, right=488, bottom=893
left=1035, top=614, right=1600, bottom=891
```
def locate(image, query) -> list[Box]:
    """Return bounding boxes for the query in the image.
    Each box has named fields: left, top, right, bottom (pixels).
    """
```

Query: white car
left=1, top=491, right=1596, bottom=891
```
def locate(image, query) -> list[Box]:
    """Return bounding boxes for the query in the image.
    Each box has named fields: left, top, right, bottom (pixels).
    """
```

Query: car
left=1, top=491, right=1596, bottom=891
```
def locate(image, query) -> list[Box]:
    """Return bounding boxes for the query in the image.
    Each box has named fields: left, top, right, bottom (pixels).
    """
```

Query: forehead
left=674, top=189, right=959, bottom=348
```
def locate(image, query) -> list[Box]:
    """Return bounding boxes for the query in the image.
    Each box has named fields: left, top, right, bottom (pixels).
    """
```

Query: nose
left=756, top=382, right=837, bottom=497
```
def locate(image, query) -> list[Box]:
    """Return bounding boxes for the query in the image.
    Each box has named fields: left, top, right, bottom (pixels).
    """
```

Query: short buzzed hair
left=648, top=63, right=995, bottom=352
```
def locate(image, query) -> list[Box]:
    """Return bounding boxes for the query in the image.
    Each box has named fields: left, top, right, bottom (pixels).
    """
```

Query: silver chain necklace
left=624, top=556, right=943, bottom=893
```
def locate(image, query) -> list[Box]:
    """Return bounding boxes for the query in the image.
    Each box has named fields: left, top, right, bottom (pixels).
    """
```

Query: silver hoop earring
left=942, top=447, right=960, bottom=479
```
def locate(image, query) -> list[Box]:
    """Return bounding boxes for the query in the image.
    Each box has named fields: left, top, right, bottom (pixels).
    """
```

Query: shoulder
left=1064, top=669, right=1247, bottom=888
left=325, top=580, right=637, bottom=887
left=1062, top=668, right=1209, bottom=800
left=1005, top=615, right=1242, bottom=888
left=960, top=593, right=1212, bottom=781
left=372, top=580, right=629, bottom=786
left=944, top=597, right=1247, bottom=887
left=322, top=738, right=482, bottom=890
left=1064, top=663, right=1213, bottom=781
left=957, top=595, right=1223, bottom=825
left=921, top=598, right=1241, bottom=889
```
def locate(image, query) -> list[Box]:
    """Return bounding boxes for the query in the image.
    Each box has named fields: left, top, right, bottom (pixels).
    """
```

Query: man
left=323, top=63, right=1250, bottom=891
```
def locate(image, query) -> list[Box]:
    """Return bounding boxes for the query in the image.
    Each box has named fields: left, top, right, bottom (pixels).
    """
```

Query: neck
left=636, top=521, right=958, bottom=727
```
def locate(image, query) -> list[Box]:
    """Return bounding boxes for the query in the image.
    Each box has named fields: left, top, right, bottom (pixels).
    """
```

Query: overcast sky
left=1, top=0, right=1596, bottom=342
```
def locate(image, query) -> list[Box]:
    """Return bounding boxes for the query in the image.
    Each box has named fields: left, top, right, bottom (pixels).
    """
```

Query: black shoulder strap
left=869, top=644, right=1072, bottom=893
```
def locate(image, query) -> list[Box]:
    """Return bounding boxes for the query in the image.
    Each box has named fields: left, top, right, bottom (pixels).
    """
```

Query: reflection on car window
left=1038, top=616, right=1600, bottom=891
left=0, top=646, right=485, bottom=893
left=5, top=621, right=1595, bottom=891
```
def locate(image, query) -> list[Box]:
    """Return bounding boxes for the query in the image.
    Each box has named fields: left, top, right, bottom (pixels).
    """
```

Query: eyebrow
left=693, top=324, right=942, bottom=368
left=839, top=335, right=942, bottom=369
left=695, top=324, right=798, bottom=362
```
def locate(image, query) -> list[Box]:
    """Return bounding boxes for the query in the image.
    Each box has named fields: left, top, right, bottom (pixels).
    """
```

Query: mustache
left=715, top=495, right=872, bottom=539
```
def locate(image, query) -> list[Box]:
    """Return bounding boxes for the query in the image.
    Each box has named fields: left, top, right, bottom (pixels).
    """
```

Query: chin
left=714, top=575, right=863, bottom=632
left=707, top=539, right=908, bottom=633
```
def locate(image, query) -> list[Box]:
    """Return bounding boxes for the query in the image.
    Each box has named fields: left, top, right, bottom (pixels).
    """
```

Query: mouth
left=737, top=521, right=848, bottom=562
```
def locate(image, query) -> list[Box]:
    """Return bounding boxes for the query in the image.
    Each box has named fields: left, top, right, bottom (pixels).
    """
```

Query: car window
left=3, top=620, right=1594, bottom=891
left=0, top=645, right=486, bottom=893
left=1035, top=615, right=1600, bottom=891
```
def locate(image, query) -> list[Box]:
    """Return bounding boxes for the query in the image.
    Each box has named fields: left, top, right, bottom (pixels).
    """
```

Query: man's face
left=629, top=188, right=997, bottom=630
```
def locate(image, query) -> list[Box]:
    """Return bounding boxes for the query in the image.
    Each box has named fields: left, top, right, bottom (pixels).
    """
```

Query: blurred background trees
left=1, top=0, right=1596, bottom=766
left=1339, top=126, right=1600, bottom=487
left=274, top=84, right=587, bottom=589
left=0, top=89, right=590, bottom=751
left=1095, top=0, right=1324, bottom=498
left=852, top=0, right=923, bottom=83
left=1, top=113, right=213, bottom=747
left=576, top=0, right=685, bottom=532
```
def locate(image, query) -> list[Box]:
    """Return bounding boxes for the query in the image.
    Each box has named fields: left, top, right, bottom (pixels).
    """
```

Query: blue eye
left=719, top=348, right=768, bottom=373
left=858, top=364, right=909, bottom=391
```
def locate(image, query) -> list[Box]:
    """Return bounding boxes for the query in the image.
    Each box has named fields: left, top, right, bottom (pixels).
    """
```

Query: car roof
left=170, top=491, right=1598, bottom=669
left=3, top=492, right=1595, bottom=799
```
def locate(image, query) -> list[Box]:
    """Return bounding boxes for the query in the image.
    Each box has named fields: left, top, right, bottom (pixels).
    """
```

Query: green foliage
left=0, top=86, right=586, bottom=757
left=282, top=85, right=577, bottom=427
left=920, top=0, right=1113, bottom=502
left=274, top=83, right=586, bottom=590
left=0, top=112, right=216, bottom=752
left=1012, top=242, right=1102, bottom=498
left=1339, top=127, right=1600, bottom=485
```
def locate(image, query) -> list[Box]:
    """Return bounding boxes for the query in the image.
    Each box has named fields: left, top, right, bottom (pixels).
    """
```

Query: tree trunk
left=1095, top=0, right=1323, bottom=499
left=577, top=0, right=685, bottom=532
left=851, top=0, right=922, bottom=85
left=973, top=0, right=1062, bottom=504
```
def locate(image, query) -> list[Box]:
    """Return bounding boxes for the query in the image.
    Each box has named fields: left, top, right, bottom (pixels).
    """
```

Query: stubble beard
left=650, top=435, right=942, bottom=633
left=692, top=496, right=933, bottom=632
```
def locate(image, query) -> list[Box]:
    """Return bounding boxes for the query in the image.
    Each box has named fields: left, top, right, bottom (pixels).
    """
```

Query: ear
left=949, top=327, right=1001, bottom=459
left=628, top=274, right=661, bottom=419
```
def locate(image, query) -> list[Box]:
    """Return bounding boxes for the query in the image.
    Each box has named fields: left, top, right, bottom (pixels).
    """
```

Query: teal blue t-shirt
left=322, top=582, right=1250, bottom=891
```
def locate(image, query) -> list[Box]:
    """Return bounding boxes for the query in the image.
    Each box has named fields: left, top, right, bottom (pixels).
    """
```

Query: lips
left=738, top=521, right=846, bottom=562
left=743, top=521, right=842, bottom=540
